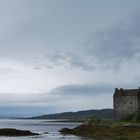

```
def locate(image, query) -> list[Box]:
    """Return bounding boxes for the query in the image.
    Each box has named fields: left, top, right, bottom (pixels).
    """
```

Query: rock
left=59, top=128, right=73, bottom=134
left=0, top=128, right=39, bottom=136
left=43, top=132, right=49, bottom=134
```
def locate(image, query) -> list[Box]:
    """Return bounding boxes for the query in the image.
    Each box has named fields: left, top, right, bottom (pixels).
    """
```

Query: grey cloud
left=0, top=68, right=16, bottom=75
left=33, top=67, right=42, bottom=70
left=45, top=65, right=53, bottom=69
left=0, top=83, right=114, bottom=112
left=49, top=82, right=140, bottom=97
left=0, top=82, right=139, bottom=112
left=44, top=13, right=140, bottom=71
left=0, top=60, right=22, bottom=75
left=50, top=83, right=114, bottom=96
left=84, top=13, right=140, bottom=69
left=0, top=0, right=139, bottom=72
left=45, top=52, right=66, bottom=65
left=0, top=83, right=114, bottom=105
left=45, top=51, right=95, bottom=71
left=66, top=53, right=95, bottom=71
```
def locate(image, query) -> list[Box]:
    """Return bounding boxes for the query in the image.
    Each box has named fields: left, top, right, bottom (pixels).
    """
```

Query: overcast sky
left=0, top=0, right=140, bottom=117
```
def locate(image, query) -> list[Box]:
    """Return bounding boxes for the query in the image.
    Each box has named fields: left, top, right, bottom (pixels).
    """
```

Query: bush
left=88, top=118, right=101, bottom=125
left=121, top=111, right=140, bottom=123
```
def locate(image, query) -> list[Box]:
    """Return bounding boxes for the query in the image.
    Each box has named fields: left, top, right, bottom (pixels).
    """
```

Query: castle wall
left=114, top=95, right=138, bottom=118
left=138, top=94, right=140, bottom=111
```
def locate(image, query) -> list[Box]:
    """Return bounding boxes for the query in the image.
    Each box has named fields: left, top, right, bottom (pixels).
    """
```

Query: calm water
left=0, top=119, right=91, bottom=140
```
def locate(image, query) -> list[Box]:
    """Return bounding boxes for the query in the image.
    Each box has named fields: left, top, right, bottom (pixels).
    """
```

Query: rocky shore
left=0, top=128, right=39, bottom=136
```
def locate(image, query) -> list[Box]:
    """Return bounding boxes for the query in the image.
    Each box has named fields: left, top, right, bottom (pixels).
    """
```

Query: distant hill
left=30, top=109, right=113, bottom=120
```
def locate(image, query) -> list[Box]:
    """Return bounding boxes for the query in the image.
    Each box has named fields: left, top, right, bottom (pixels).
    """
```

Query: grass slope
left=59, top=118, right=140, bottom=140
left=30, top=109, right=113, bottom=120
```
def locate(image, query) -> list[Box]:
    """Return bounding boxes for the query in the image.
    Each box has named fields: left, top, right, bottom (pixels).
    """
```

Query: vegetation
left=30, top=109, right=113, bottom=120
left=120, top=111, right=140, bottom=123
left=59, top=114, right=140, bottom=140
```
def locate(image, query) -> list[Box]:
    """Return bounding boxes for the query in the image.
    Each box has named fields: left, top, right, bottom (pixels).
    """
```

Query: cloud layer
left=44, top=13, right=140, bottom=71
left=85, top=14, right=140, bottom=69
left=0, top=0, right=139, bottom=116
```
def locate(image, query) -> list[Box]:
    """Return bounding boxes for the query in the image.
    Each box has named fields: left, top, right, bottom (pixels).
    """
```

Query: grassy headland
left=59, top=112, right=140, bottom=140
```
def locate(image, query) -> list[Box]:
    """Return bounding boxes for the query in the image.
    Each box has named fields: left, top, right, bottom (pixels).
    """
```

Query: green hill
left=30, top=109, right=113, bottom=120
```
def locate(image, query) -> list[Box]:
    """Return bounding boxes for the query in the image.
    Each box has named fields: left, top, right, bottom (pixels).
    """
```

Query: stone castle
left=113, top=88, right=140, bottom=118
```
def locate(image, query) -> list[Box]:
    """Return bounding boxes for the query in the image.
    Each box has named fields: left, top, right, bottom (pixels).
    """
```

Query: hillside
left=30, top=109, right=113, bottom=120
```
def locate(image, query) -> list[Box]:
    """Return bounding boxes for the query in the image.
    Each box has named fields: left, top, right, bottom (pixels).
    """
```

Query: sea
left=0, top=119, right=91, bottom=140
